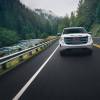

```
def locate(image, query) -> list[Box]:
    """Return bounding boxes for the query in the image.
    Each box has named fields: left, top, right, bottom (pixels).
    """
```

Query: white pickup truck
left=59, top=27, right=93, bottom=56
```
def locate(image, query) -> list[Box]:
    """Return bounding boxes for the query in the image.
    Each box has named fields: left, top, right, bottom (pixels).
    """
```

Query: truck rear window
left=63, top=28, right=87, bottom=34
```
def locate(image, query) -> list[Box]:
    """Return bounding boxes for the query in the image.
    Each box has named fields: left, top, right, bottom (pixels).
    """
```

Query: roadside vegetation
left=0, top=0, right=59, bottom=47
left=58, top=0, right=100, bottom=36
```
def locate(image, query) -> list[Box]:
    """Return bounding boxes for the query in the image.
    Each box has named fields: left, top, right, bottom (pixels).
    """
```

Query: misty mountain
left=34, top=9, right=60, bottom=28
left=34, top=9, right=57, bottom=19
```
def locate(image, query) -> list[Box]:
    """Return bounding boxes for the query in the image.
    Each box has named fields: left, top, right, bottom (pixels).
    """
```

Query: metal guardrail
left=0, top=38, right=58, bottom=69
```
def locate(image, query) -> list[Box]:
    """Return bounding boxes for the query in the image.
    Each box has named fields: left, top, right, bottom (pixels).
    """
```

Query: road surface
left=0, top=38, right=100, bottom=100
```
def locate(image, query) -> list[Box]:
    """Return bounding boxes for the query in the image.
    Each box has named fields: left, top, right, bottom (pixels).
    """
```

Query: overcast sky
left=20, top=0, right=79, bottom=16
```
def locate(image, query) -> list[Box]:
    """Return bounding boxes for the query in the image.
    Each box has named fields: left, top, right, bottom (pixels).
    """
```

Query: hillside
left=0, top=0, right=59, bottom=47
left=70, top=0, right=100, bottom=36
left=58, top=0, right=100, bottom=36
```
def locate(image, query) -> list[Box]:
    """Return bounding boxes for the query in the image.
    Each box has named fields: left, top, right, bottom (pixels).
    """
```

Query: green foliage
left=58, top=0, right=100, bottom=36
left=0, top=0, right=59, bottom=47
left=91, top=24, right=100, bottom=36
left=0, top=27, right=19, bottom=47
left=74, top=0, right=100, bottom=36
left=58, top=15, right=70, bottom=32
left=76, top=0, right=99, bottom=30
left=40, top=32, right=49, bottom=38
left=96, top=2, right=100, bottom=23
left=70, top=12, right=76, bottom=27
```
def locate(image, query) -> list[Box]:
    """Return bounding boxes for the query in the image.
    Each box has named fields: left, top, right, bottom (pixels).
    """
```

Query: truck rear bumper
left=59, top=43, right=93, bottom=51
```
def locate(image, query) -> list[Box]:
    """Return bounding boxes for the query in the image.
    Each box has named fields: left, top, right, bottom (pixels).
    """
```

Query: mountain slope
left=34, top=9, right=57, bottom=19
left=0, top=0, right=59, bottom=47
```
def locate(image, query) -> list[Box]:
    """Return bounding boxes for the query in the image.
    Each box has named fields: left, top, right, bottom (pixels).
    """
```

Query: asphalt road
left=0, top=38, right=100, bottom=100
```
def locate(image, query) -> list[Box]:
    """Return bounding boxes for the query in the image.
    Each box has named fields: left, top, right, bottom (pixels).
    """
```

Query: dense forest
left=0, top=0, right=60, bottom=47
left=76, top=0, right=100, bottom=36
left=0, top=0, right=100, bottom=47
left=58, top=0, right=100, bottom=36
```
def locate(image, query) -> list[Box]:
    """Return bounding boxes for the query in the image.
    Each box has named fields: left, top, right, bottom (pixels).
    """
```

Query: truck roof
left=64, top=27, right=84, bottom=30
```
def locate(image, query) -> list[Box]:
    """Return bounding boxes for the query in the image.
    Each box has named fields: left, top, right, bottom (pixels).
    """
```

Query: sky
left=20, top=0, right=79, bottom=17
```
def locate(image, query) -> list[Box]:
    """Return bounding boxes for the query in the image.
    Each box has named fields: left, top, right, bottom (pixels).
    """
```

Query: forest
left=77, top=0, right=100, bottom=36
left=58, top=0, right=100, bottom=36
left=0, top=0, right=60, bottom=47
left=0, top=0, right=100, bottom=47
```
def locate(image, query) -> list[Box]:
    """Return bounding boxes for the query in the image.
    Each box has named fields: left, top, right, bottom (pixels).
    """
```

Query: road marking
left=12, top=45, right=59, bottom=100
left=93, top=44, right=100, bottom=48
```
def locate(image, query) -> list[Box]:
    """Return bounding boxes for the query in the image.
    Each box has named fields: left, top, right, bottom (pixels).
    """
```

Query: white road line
left=12, top=45, right=59, bottom=100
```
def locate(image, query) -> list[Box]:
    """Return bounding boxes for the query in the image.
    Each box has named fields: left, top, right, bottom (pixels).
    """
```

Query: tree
left=0, top=0, right=60, bottom=43
left=58, top=15, right=70, bottom=32
left=96, top=2, right=100, bottom=23
left=0, top=28, right=19, bottom=47
left=70, top=12, right=76, bottom=26
left=76, top=0, right=99, bottom=30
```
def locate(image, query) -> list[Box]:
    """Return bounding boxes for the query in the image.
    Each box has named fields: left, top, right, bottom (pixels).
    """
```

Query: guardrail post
left=46, top=43, right=49, bottom=47
left=40, top=46, right=43, bottom=50
left=19, top=55, right=23, bottom=62
left=35, top=48, right=38, bottom=52
left=29, top=51, right=33, bottom=56
left=2, top=63, right=7, bottom=70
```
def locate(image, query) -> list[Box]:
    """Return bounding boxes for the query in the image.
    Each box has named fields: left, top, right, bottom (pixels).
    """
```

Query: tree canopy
left=0, top=0, right=60, bottom=47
